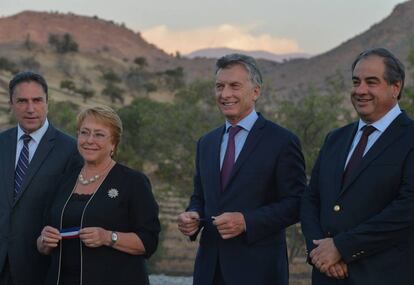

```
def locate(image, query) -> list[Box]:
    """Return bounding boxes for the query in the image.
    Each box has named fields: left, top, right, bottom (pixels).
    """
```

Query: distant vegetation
left=48, top=33, right=79, bottom=53
left=0, top=57, right=18, bottom=74
left=43, top=46, right=414, bottom=265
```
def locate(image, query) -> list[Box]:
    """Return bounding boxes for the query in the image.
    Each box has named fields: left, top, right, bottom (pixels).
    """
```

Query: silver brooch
left=107, top=188, right=119, bottom=198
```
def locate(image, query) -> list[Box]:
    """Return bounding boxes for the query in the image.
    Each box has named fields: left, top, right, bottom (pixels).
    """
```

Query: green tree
left=163, top=67, right=185, bottom=91
left=275, top=79, right=351, bottom=174
left=400, top=45, right=414, bottom=117
left=47, top=100, right=79, bottom=135
left=117, top=80, right=220, bottom=195
left=48, top=33, right=79, bottom=53
left=133, top=57, right=148, bottom=69
left=101, top=69, right=124, bottom=103
left=60, top=80, right=76, bottom=91
left=76, top=87, right=95, bottom=103
left=102, top=84, right=124, bottom=103
left=0, top=57, right=18, bottom=74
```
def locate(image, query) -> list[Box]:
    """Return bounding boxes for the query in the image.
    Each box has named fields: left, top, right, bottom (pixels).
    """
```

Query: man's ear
left=253, top=86, right=261, bottom=101
left=392, top=81, right=402, bottom=99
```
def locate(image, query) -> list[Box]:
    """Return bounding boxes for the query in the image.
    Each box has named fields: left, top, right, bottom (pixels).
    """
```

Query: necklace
left=78, top=160, right=114, bottom=185
left=78, top=173, right=100, bottom=185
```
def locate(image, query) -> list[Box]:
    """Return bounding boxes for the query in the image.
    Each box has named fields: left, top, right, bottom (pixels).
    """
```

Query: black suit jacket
left=301, top=112, right=414, bottom=285
left=0, top=124, right=82, bottom=285
left=44, top=163, right=160, bottom=285
left=188, top=114, right=306, bottom=285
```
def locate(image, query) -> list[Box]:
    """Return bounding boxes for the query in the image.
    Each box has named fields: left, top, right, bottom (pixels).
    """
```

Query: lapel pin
left=107, top=188, right=119, bottom=198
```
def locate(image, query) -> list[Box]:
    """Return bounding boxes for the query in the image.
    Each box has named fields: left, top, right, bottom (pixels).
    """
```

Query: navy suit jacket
left=188, top=114, right=306, bottom=285
left=301, top=112, right=414, bottom=285
left=0, top=124, right=82, bottom=285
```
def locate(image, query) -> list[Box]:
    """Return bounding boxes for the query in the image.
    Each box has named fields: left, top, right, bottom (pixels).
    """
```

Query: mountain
left=186, top=47, right=310, bottom=62
left=0, top=11, right=171, bottom=65
left=0, top=0, right=413, bottom=124
left=256, top=0, right=414, bottom=101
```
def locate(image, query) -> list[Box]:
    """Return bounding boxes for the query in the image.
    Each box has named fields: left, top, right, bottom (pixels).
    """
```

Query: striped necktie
left=15, top=134, right=32, bottom=196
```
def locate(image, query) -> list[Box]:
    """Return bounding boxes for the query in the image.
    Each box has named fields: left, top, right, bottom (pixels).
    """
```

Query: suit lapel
left=222, top=115, right=266, bottom=194
left=333, top=123, right=358, bottom=195
left=211, top=126, right=225, bottom=202
left=14, top=125, right=57, bottom=205
left=4, top=128, right=18, bottom=206
left=339, top=113, right=409, bottom=195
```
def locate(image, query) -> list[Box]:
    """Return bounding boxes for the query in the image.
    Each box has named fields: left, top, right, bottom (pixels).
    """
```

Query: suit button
left=361, top=251, right=365, bottom=254
left=333, top=205, right=341, bottom=212
left=352, top=254, right=357, bottom=258
left=327, top=231, right=332, bottom=237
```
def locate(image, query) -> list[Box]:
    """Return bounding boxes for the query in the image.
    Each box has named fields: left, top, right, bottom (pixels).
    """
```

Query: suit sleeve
left=63, top=143, right=83, bottom=174
left=186, top=139, right=205, bottom=240
left=243, top=134, right=306, bottom=244
left=300, top=135, right=330, bottom=257
left=334, top=148, right=414, bottom=263
left=129, top=173, right=161, bottom=258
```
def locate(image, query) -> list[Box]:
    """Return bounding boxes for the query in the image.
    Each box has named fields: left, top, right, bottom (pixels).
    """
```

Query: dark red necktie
left=343, top=125, right=376, bottom=185
left=221, top=126, right=242, bottom=190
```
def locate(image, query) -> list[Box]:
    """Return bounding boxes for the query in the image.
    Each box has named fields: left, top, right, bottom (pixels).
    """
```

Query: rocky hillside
left=0, top=11, right=170, bottom=65
left=0, top=2, right=413, bottom=280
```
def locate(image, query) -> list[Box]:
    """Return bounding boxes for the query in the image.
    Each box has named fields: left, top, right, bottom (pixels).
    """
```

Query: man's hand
left=213, top=212, right=246, bottom=239
left=177, top=211, right=200, bottom=236
left=326, top=260, right=348, bottom=279
left=310, top=238, right=342, bottom=273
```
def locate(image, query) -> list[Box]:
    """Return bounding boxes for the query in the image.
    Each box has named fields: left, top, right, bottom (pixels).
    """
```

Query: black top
left=44, top=163, right=160, bottom=285
left=60, top=193, right=92, bottom=285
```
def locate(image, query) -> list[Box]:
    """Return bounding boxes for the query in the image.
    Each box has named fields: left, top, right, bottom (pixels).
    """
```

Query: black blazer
left=44, top=163, right=160, bottom=285
left=301, top=112, right=414, bottom=285
left=188, top=114, right=306, bottom=285
left=0, top=125, right=81, bottom=285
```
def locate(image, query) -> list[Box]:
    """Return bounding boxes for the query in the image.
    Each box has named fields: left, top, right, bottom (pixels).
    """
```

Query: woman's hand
left=79, top=227, right=110, bottom=248
left=37, top=226, right=61, bottom=255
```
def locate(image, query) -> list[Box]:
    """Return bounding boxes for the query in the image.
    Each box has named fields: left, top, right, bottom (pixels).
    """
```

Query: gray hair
left=215, top=53, right=263, bottom=88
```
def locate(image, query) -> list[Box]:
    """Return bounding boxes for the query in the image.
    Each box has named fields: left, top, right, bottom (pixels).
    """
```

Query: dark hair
left=9, top=71, right=49, bottom=102
left=215, top=53, right=263, bottom=88
left=352, top=48, right=405, bottom=99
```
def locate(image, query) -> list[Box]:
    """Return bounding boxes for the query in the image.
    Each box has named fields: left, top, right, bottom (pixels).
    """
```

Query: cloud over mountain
left=141, top=24, right=301, bottom=54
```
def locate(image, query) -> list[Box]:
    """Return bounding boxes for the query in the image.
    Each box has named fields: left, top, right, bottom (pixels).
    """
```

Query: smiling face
left=351, top=55, right=401, bottom=123
left=77, top=117, right=115, bottom=166
left=10, top=81, right=48, bottom=133
left=215, top=63, right=260, bottom=125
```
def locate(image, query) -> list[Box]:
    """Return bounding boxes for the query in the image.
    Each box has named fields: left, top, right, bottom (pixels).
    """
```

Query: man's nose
left=26, top=101, right=35, bottom=112
left=354, top=82, right=368, bottom=95
left=221, top=86, right=232, bottom=98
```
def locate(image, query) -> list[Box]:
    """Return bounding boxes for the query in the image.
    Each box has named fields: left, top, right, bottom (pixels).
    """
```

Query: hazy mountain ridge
left=0, top=1, right=413, bottom=120
left=186, top=47, right=311, bottom=62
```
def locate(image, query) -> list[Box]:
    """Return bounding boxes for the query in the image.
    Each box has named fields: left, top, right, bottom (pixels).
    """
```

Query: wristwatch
left=110, top=231, right=118, bottom=246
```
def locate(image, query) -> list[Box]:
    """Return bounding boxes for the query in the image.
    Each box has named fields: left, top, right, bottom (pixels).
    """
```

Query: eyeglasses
left=78, top=130, right=110, bottom=141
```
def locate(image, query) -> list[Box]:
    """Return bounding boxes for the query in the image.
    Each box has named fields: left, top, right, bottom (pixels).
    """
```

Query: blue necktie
left=15, top=134, right=32, bottom=196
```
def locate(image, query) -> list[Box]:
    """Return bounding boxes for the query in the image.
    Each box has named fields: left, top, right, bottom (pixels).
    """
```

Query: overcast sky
left=1, top=0, right=406, bottom=55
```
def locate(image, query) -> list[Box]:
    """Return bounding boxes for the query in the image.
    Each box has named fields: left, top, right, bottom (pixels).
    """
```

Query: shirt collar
left=225, top=109, right=258, bottom=132
left=357, top=104, right=401, bottom=133
left=17, top=118, right=49, bottom=143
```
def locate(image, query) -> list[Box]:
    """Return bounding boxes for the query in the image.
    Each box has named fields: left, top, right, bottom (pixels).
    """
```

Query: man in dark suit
left=301, top=47, right=414, bottom=285
left=178, top=54, right=306, bottom=285
left=0, top=72, right=82, bottom=285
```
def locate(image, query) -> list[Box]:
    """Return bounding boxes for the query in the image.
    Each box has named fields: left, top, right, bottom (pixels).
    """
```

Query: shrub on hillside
left=48, top=33, right=79, bottom=53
